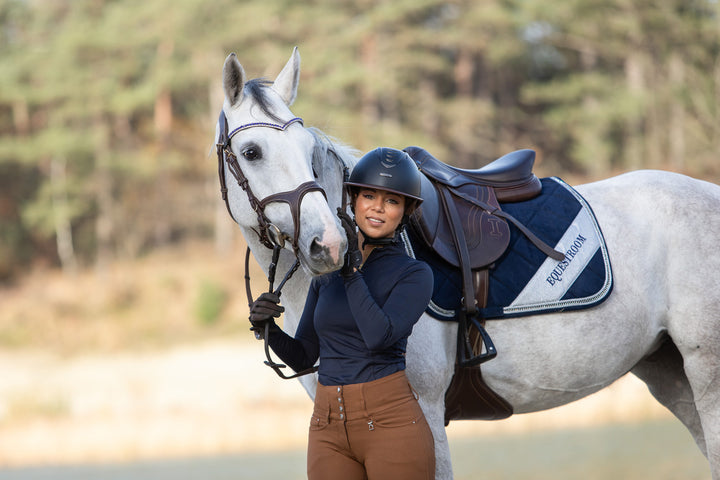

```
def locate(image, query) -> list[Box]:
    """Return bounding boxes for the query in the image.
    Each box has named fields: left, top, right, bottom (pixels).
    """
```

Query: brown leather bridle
left=216, top=111, right=326, bottom=254
left=216, top=110, right=330, bottom=379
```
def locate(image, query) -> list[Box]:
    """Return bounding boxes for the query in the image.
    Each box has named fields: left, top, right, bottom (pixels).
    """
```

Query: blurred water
left=0, top=419, right=709, bottom=480
left=450, top=420, right=710, bottom=480
left=0, top=451, right=306, bottom=480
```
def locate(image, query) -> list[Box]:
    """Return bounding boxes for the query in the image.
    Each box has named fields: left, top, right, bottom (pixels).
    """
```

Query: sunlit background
left=0, top=0, right=717, bottom=478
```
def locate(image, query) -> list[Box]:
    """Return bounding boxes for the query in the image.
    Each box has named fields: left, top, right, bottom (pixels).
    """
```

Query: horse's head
left=216, top=48, right=347, bottom=275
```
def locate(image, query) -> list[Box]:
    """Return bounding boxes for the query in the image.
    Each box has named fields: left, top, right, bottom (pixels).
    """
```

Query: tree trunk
left=154, top=40, right=175, bottom=142
left=624, top=52, right=645, bottom=171
left=419, top=78, right=439, bottom=138
left=51, top=155, right=77, bottom=275
left=94, top=117, right=114, bottom=272
left=152, top=40, right=175, bottom=247
left=12, top=100, right=30, bottom=135
left=454, top=47, right=473, bottom=97
left=643, top=60, right=664, bottom=170
left=668, top=53, right=686, bottom=171
left=453, top=48, right=474, bottom=167
left=154, top=89, right=173, bottom=142
left=715, top=57, right=720, bottom=166
left=359, top=34, right=379, bottom=146
left=209, top=77, right=234, bottom=255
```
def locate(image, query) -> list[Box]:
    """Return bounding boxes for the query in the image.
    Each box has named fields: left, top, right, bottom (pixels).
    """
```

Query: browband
left=228, top=117, right=304, bottom=140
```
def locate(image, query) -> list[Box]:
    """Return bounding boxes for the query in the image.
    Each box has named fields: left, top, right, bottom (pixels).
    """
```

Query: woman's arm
left=343, top=262, right=433, bottom=351
left=266, top=283, right=321, bottom=372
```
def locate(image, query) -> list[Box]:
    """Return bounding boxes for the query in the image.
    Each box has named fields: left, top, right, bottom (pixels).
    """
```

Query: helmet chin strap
left=357, top=226, right=402, bottom=249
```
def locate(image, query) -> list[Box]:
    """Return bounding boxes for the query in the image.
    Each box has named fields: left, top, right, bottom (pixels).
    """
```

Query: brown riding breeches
left=307, top=370, right=435, bottom=480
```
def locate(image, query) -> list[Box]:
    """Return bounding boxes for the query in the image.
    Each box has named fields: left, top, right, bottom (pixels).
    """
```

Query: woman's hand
left=337, top=208, right=362, bottom=277
left=248, top=292, right=284, bottom=333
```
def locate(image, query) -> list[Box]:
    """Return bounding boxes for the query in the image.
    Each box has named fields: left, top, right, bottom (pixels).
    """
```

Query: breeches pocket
left=369, top=397, right=425, bottom=428
left=309, top=407, right=330, bottom=431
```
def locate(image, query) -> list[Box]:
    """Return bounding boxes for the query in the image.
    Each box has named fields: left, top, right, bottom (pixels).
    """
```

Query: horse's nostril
left=310, top=237, right=327, bottom=259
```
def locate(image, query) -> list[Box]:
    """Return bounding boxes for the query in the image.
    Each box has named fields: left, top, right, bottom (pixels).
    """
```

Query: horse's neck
left=309, top=127, right=359, bottom=182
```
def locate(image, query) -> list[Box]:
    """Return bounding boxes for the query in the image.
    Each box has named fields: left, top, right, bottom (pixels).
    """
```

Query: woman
left=249, top=147, right=435, bottom=480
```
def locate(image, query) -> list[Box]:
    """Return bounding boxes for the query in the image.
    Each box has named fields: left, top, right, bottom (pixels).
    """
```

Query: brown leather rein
left=216, top=110, right=346, bottom=379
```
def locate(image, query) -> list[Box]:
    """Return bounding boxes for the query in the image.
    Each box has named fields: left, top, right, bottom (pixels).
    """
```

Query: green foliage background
left=1, top=0, right=719, bottom=280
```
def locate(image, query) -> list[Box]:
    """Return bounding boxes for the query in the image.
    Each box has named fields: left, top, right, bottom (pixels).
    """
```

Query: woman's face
left=353, top=188, right=406, bottom=239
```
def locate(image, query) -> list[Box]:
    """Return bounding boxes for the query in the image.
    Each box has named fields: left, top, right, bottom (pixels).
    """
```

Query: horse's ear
left=272, top=46, right=300, bottom=106
left=223, top=53, right=246, bottom=108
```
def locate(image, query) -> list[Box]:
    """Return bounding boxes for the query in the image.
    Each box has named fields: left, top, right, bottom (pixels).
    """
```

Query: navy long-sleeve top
left=267, top=242, right=433, bottom=386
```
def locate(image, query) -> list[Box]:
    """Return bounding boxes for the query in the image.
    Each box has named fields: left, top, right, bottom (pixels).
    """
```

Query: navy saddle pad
left=402, top=177, right=613, bottom=321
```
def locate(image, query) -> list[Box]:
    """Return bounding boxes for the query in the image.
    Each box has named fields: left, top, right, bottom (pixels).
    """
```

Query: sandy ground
left=0, top=339, right=674, bottom=467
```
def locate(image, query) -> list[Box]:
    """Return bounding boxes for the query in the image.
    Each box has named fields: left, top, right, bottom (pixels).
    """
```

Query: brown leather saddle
left=408, top=146, right=544, bottom=269
left=404, top=146, right=564, bottom=424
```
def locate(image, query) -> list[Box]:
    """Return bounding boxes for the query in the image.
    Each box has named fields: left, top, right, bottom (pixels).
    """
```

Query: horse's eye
left=242, top=146, right=261, bottom=161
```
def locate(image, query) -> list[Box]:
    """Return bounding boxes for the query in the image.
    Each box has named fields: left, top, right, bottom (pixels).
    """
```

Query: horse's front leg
left=406, top=313, right=458, bottom=480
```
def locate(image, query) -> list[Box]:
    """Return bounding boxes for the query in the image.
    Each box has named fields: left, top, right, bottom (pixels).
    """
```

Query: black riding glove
left=337, top=208, right=362, bottom=277
left=248, top=292, right=284, bottom=333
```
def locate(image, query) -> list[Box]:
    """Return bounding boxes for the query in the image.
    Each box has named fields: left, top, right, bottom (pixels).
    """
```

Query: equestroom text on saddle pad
left=403, top=177, right=613, bottom=321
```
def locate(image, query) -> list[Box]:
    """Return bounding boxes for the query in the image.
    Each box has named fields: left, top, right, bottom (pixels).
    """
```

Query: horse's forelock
left=244, top=78, right=284, bottom=123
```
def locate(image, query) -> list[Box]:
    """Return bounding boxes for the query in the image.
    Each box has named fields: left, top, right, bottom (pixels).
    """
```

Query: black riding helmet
left=345, top=147, right=424, bottom=213
left=344, top=148, right=423, bottom=245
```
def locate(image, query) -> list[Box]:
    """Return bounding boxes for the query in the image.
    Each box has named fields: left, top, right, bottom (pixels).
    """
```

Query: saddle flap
left=410, top=180, right=511, bottom=270
left=433, top=184, right=510, bottom=269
